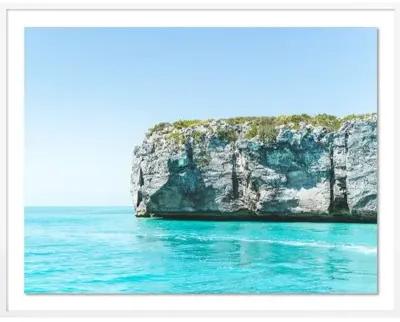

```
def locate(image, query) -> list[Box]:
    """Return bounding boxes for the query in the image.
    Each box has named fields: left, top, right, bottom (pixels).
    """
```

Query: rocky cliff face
left=131, top=115, right=377, bottom=222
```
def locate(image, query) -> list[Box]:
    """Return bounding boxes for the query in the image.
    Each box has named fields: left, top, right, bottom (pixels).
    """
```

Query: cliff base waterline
left=141, top=212, right=377, bottom=223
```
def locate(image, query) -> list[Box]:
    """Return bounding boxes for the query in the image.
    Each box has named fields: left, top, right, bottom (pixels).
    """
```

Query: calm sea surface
left=25, top=207, right=377, bottom=294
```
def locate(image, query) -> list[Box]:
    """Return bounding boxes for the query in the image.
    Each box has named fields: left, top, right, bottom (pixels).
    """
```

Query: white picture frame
left=0, top=1, right=399, bottom=320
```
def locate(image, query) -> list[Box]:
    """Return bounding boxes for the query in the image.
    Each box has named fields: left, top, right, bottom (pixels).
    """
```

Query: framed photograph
left=0, top=0, right=399, bottom=319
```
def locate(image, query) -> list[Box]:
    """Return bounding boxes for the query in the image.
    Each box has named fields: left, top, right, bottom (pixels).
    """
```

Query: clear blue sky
left=25, top=27, right=377, bottom=206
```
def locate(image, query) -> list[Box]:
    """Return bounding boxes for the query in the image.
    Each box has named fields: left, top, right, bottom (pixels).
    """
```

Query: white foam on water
left=162, top=234, right=377, bottom=255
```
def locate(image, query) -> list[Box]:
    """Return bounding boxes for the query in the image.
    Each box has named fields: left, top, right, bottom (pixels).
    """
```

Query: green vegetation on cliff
left=147, top=113, right=376, bottom=144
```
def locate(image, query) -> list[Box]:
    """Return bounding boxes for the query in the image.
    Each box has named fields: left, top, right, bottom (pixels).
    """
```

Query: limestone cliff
left=131, top=114, right=377, bottom=222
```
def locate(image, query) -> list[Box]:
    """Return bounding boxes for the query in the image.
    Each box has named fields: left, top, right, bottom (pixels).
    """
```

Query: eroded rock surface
left=131, top=115, right=377, bottom=222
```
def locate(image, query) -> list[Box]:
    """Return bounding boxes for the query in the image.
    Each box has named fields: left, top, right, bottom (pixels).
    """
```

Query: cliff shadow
left=148, top=143, right=218, bottom=215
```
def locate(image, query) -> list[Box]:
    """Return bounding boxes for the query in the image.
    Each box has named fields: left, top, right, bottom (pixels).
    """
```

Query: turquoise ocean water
left=25, top=207, right=377, bottom=294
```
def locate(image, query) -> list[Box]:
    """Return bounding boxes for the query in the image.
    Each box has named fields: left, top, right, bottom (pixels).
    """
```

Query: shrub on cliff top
left=225, top=116, right=258, bottom=125
left=172, top=119, right=209, bottom=130
left=245, top=117, right=278, bottom=142
left=274, top=114, right=312, bottom=127
left=310, top=114, right=341, bottom=131
left=341, top=113, right=375, bottom=123
left=216, top=128, right=238, bottom=143
left=147, top=122, right=170, bottom=136
left=258, top=124, right=278, bottom=143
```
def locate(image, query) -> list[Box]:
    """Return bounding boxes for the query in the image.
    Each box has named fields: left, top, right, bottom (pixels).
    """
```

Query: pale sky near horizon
left=25, top=27, right=377, bottom=206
